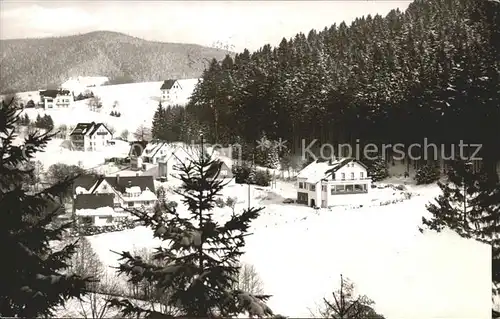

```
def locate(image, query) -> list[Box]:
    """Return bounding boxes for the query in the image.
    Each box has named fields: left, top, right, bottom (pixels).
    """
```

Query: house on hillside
left=69, top=122, right=113, bottom=151
left=159, top=78, right=201, bottom=105
left=39, top=89, right=73, bottom=108
left=296, top=158, right=371, bottom=208
left=74, top=193, right=129, bottom=226
left=129, top=141, right=180, bottom=170
left=160, top=79, right=182, bottom=104
left=72, top=174, right=158, bottom=213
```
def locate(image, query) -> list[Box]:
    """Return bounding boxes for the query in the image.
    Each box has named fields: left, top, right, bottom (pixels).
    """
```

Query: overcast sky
left=0, top=0, right=412, bottom=51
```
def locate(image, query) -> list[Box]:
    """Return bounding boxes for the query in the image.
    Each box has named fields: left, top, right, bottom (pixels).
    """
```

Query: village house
left=296, top=158, right=371, bottom=208
left=72, top=174, right=158, bottom=214
left=69, top=122, right=112, bottom=151
left=39, top=89, right=73, bottom=108
left=74, top=193, right=129, bottom=226
left=159, top=78, right=201, bottom=105
left=206, top=160, right=234, bottom=185
left=160, top=79, right=182, bottom=104
left=129, top=141, right=183, bottom=170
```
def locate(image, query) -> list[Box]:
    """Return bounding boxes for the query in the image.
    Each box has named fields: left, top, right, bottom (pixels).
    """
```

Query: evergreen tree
left=152, top=102, right=165, bottom=140
left=265, top=141, right=280, bottom=169
left=363, top=157, right=389, bottom=182
left=35, top=114, right=43, bottom=128
left=111, top=144, right=278, bottom=318
left=42, top=114, right=54, bottom=130
left=0, top=98, right=89, bottom=317
left=420, top=160, right=500, bottom=295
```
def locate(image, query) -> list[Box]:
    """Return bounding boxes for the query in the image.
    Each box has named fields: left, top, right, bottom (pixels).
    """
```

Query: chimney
left=116, top=174, right=120, bottom=184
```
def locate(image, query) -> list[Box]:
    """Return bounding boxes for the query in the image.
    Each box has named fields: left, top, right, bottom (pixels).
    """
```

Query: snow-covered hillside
left=81, top=182, right=491, bottom=319
left=12, top=79, right=198, bottom=135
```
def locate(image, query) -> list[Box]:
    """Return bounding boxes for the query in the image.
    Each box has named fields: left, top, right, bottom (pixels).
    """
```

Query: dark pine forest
left=152, top=0, right=500, bottom=168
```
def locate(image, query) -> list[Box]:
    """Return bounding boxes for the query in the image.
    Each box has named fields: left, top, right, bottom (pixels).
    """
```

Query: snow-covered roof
left=75, top=186, right=90, bottom=194
left=297, top=158, right=358, bottom=183
left=75, top=206, right=115, bottom=216
left=125, top=186, right=141, bottom=193
left=137, top=188, right=158, bottom=201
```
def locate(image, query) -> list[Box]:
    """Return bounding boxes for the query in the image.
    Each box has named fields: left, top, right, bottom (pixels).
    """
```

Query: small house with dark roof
left=74, top=193, right=128, bottom=226
left=72, top=174, right=157, bottom=212
left=69, top=122, right=112, bottom=151
left=296, top=157, right=371, bottom=208
left=160, top=79, right=182, bottom=103
left=206, top=160, right=234, bottom=184
left=39, top=89, right=73, bottom=108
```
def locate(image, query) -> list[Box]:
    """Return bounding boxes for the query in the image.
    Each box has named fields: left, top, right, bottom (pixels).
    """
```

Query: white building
left=296, top=158, right=371, bottom=208
left=39, top=89, right=73, bottom=108
left=160, top=78, right=201, bottom=105
left=69, top=122, right=113, bottom=151
left=74, top=193, right=129, bottom=226
left=73, top=174, right=158, bottom=219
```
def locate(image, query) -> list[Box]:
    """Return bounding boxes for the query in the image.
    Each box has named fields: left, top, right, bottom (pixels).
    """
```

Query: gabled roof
left=160, top=79, right=180, bottom=90
left=72, top=174, right=99, bottom=194
left=206, top=160, right=233, bottom=180
left=70, top=122, right=96, bottom=136
left=103, top=175, right=155, bottom=193
left=88, top=123, right=111, bottom=137
left=297, top=158, right=368, bottom=183
left=40, top=89, right=71, bottom=98
left=74, top=193, right=114, bottom=210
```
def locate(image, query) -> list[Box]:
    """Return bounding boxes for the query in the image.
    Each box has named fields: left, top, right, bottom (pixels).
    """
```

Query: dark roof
left=40, top=89, right=71, bottom=98
left=72, top=175, right=99, bottom=194
left=160, top=79, right=178, bottom=90
left=129, top=141, right=149, bottom=157
left=70, top=122, right=96, bottom=136
left=103, top=175, right=155, bottom=193
left=74, top=193, right=114, bottom=210
left=206, top=160, right=233, bottom=180
left=88, top=123, right=111, bottom=137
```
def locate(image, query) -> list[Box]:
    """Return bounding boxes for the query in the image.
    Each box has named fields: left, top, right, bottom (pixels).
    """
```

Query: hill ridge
left=0, top=31, right=229, bottom=93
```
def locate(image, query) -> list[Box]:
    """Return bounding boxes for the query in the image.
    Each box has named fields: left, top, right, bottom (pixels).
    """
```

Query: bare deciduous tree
left=124, top=247, right=180, bottom=316
left=311, top=274, right=385, bottom=319
left=87, top=95, right=103, bottom=112
left=232, top=262, right=264, bottom=295
left=67, top=237, right=120, bottom=319
left=120, top=129, right=129, bottom=141
left=133, top=125, right=152, bottom=142
left=105, top=124, right=116, bottom=136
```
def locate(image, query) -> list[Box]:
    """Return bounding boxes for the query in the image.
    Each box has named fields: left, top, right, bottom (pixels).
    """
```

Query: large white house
left=296, top=158, right=371, bottom=208
left=72, top=174, right=158, bottom=225
left=39, top=89, right=73, bottom=108
left=159, top=78, right=201, bottom=105
left=69, top=122, right=113, bottom=151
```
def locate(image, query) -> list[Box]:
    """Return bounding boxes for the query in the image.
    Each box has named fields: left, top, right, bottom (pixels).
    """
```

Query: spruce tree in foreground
left=111, top=144, right=278, bottom=318
left=0, top=98, right=89, bottom=317
left=420, top=160, right=500, bottom=295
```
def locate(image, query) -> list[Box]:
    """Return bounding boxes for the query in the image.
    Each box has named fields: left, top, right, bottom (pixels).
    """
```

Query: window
left=321, top=185, right=326, bottom=192
left=350, top=172, right=355, bottom=180
left=341, top=173, right=345, bottom=180
left=335, top=185, right=345, bottom=192
left=310, top=184, right=316, bottom=191
left=360, top=172, right=364, bottom=179
left=128, top=202, right=134, bottom=207
left=299, top=182, right=304, bottom=189
left=106, top=216, right=113, bottom=223
left=345, top=184, right=354, bottom=192
left=321, top=200, right=326, bottom=208
left=332, top=173, right=336, bottom=180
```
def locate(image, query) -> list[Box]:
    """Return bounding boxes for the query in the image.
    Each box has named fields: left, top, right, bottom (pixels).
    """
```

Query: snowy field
left=13, top=79, right=199, bottom=136
left=81, top=181, right=491, bottom=319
